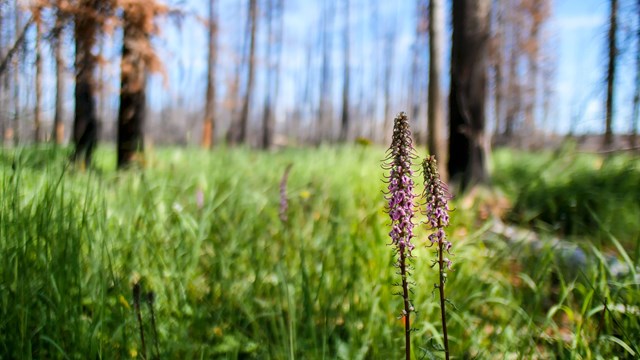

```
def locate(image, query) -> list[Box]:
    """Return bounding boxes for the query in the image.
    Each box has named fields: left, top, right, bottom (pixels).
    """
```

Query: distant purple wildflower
left=279, top=164, right=293, bottom=223
left=383, top=112, right=416, bottom=360
left=195, top=188, right=205, bottom=209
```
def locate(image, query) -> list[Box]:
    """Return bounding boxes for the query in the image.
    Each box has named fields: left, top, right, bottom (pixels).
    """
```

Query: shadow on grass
left=494, top=147, right=640, bottom=252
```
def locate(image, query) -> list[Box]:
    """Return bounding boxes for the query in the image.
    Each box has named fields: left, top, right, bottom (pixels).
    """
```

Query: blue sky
left=14, top=0, right=638, bottom=138
left=148, top=0, right=637, bottom=135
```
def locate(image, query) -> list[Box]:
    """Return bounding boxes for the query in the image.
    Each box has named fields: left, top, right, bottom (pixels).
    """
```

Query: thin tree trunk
left=301, top=34, right=314, bottom=143
left=202, top=0, right=217, bottom=149
left=408, top=0, right=427, bottom=144
left=53, top=6, right=65, bottom=145
left=237, top=0, right=257, bottom=145
left=428, top=0, right=447, bottom=180
left=448, top=0, right=491, bottom=190
left=492, top=0, right=504, bottom=138
left=261, top=0, right=274, bottom=149
left=0, top=4, right=5, bottom=145
left=382, top=27, right=395, bottom=141
left=368, top=0, right=379, bottom=141
left=317, top=0, right=334, bottom=144
left=631, top=0, right=640, bottom=148
left=34, top=7, right=42, bottom=143
left=13, top=1, right=20, bottom=146
left=524, top=1, right=541, bottom=149
left=339, top=0, right=350, bottom=142
left=272, top=0, right=284, bottom=143
left=504, top=29, right=518, bottom=140
left=117, top=2, right=149, bottom=168
left=604, top=0, right=618, bottom=148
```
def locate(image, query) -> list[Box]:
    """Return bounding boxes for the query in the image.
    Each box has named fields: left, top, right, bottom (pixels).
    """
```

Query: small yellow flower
left=299, top=190, right=311, bottom=200
left=118, top=295, right=130, bottom=310
left=212, top=326, right=223, bottom=337
left=129, top=348, right=138, bottom=358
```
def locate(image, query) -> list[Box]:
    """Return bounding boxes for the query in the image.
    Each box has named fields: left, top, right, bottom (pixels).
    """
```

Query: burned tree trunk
left=604, top=0, right=617, bottom=148
left=34, top=6, right=43, bottom=142
left=428, top=0, right=447, bottom=179
left=339, top=0, right=350, bottom=142
left=202, top=0, right=217, bottom=149
left=53, top=4, right=66, bottom=145
left=13, top=1, right=21, bottom=146
left=261, top=0, right=274, bottom=149
left=234, top=0, right=257, bottom=145
left=117, top=2, right=150, bottom=168
left=72, top=0, right=103, bottom=166
left=631, top=0, right=639, bottom=148
left=448, top=0, right=491, bottom=190
left=317, top=0, right=334, bottom=144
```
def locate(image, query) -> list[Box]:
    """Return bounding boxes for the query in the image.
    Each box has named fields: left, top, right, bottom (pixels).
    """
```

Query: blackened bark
left=13, top=3, right=21, bottom=146
left=339, top=0, right=350, bottom=142
left=53, top=5, right=65, bottom=145
left=202, top=0, right=217, bottom=149
left=261, top=0, right=274, bottom=149
left=72, top=1, right=99, bottom=166
left=34, top=8, right=42, bottom=142
left=428, top=0, right=446, bottom=180
left=448, top=0, right=491, bottom=190
left=237, top=0, right=257, bottom=145
left=631, top=0, right=639, bottom=148
left=604, top=0, right=617, bottom=148
left=117, top=4, right=149, bottom=168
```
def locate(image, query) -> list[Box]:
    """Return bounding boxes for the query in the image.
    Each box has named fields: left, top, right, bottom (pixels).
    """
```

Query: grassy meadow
left=1, top=144, right=639, bottom=359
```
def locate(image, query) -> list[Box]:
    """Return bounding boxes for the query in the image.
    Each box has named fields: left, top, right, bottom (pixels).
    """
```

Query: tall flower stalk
left=383, top=112, right=417, bottom=360
left=422, top=155, right=452, bottom=360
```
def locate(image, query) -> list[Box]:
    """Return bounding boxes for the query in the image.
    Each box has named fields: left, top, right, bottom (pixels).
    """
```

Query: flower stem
left=400, top=248, right=411, bottom=360
left=438, top=233, right=450, bottom=360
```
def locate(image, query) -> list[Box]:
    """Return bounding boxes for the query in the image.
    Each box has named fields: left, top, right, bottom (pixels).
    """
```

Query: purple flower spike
left=384, top=112, right=417, bottom=255
left=422, top=155, right=452, bottom=255
left=422, top=155, right=453, bottom=359
left=383, top=112, right=417, bottom=360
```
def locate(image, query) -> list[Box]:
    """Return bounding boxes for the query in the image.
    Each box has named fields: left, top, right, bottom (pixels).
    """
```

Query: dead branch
left=0, top=16, right=34, bottom=76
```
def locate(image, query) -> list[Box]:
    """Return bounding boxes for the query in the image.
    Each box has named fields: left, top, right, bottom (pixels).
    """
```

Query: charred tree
left=631, top=0, right=640, bottom=148
left=71, top=0, right=107, bottom=167
left=448, top=0, right=491, bottom=190
left=382, top=25, right=396, bottom=140
left=13, top=1, right=20, bottom=146
left=428, top=0, right=447, bottom=179
left=202, top=0, right=218, bottom=149
left=0, top=4, right=4, bottom=144
left=604, top=0, right=617, bottom=148
left=408, top=0, right=427, bottom=143
left=317, top=0, right=334, bottom=143
left=117, top=1, right=152, bottom=168
left=338, top=0, right=350, bottom=142
left=53, top=2, right=66, bottom=145
left=233, top=0, right=257, bottom=145
left=261, top=0, right=275, bottom=149
left=34, top=5, right=43, bottom=142
left=490, top=0, right=505, bottom=138
left=225, top=1, right=247, bottom=145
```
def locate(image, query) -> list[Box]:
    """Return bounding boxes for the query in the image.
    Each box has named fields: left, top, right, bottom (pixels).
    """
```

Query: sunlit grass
left=0, top=144, right=638, bottom=358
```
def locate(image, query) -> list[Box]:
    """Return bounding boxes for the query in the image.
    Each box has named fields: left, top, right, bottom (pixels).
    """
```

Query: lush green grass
left=1, top=144, right=638, bottom=359
left=493, top=144, right=640, bottom=251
